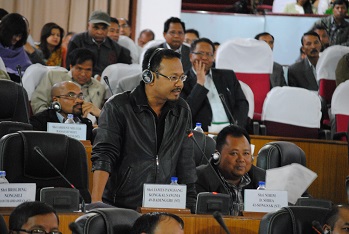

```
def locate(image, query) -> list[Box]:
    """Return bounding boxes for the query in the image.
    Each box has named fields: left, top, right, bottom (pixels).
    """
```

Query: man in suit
left=255, top=32, right=287, bottom=88
left=288, top=31, right=321, bottom=91
left=155, top=17, right=191, bottom=73
left=181, top=38, right=248, bottom=131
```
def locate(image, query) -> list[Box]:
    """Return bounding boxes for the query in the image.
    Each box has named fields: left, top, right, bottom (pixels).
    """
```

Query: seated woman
left=37, top=22, right=66, bottom=67
left=0, top=13, right=32, bottom=83
left=283, top=0, right=317, bottom=14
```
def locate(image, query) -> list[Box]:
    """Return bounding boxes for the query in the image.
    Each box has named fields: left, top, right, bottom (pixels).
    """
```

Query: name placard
left=0, top=183, right=36, bottom=207
left=244, top=189, right=288, bottom=212
left=142, top=184, right=187, bottom=209
left=47, top=122, right=86, bottom=140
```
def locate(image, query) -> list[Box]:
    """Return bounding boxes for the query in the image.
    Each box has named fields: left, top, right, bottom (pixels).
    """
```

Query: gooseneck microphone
left=213, top=211, right=232, bottom=234
left=103, top=76, right=114, bottom=96
left=187, top=129, right=208, bottom=165
left=16, top=65, right=30, bottom=123
left=219, top=93, right=238, bottom=126
left=312, top=220, right=324, bottom=234
left=34, top=146, right=86, bottom=212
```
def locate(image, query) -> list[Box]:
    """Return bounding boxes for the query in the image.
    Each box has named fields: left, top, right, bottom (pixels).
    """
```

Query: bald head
left=51, top=81, right=80, bottom=99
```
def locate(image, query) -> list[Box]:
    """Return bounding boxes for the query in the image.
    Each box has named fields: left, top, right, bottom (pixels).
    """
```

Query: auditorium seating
left=0, top=121, right=32, bottom=140
left=138, top=39, right=165, bottom=64
left=331, top=80, right=349, bottom=141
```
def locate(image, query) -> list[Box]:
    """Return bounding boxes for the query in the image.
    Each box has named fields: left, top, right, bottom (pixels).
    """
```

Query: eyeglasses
left=191, top=51, right=214, bottom=57
left=167, top=31, right=184, bottom=37
left=55, top=92, right=84, bottom=100
left=156, top=72, right=187, bottom=82
left=11, top=229, right=62, bottom=234
left=120, top=24, right=129, bottom=28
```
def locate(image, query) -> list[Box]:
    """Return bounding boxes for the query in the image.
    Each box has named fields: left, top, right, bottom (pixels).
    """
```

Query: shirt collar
left=165, top=43, right=182, bottom=53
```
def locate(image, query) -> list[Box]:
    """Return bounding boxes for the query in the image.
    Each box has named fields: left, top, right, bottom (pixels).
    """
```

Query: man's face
left=108, top=22, right=120, bottom=42
left=118, top=18, right=131, bottom=37
left=218, top=135, right=252, bottom=183
left=70, top=60, right=93, bottom=85
left=330, top=208, right=349, bottom=234
left=53, top=82, right=84, bottom=117
left=190, top=41, right=215, bottom=73
left=314, top=29, right=329, bottom=48
left=258, top=34, right=274, bottom=50
left=88, top=22, right=108, bottom=43
left=138, top=31, right=153, bottom=48
left=184, top=32, right=198, bottom=45
left=302, top=35, right=321, bottom=59
left=153, top=217, right=184, bottom=234
left=21, top=213, right=60, bottom=234
left=163, top=22, right=185, bottom=50
left=333, top=3, right=347, bottom=21
left=151, top=57, right=184, bottom=102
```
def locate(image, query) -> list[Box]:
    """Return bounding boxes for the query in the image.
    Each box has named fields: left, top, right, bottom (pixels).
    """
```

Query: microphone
left=16, top=65, right=30, bottom=123
left=34, top=146, right=86, bottom=212
left=312, top=220, right=324, bottom=234
left=213, top=211, right=231, bottom=234
left=219, top=93, right=238, bottom=125
left=103, top=76, right=114, bottom=96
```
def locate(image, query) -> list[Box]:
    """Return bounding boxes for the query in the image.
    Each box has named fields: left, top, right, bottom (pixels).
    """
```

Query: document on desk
left=266, top=163, right=317, bottom=204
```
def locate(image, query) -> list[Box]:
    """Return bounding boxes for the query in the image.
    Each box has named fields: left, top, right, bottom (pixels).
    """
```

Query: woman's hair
left=39, top=22, right=64, bottom=59
left=0, top=13, right=28, bottom=48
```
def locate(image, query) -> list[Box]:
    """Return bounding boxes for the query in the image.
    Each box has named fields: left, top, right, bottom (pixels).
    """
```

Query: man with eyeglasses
left=155, top=17, right=191, bottom=73
left=9, top=201, right=61, bottom=234
left=181, top=38, right=249, bottom=132
left=91, top=48, right=197, bottom=212
left=118, top=18, right=132, bottom=38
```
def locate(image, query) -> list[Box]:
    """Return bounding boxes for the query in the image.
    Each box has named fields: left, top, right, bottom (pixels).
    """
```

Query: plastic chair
left=239, top=80, right=255, bottom=120
left=331, top=80, right=349, bottom=141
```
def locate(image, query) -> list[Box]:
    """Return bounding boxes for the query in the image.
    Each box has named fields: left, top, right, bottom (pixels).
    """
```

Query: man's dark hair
left=213, top=42, right=220, bottom=46
left=110, top=17, right=119, bottom=25
left=322, top=204, right=349, bottom=229
left=311, top=25, right=327, bottom=31
left=254, top=32, right=274, bottom=41
left=190, top=37, right=216, bottom=53
left=0, top=13, right=28, bottom=48
left=185, top=28, right=200, bottom=38
left=130, top=212, right=184, bottom=234
left=139, top=29, right=155, bottom=40
left=216, top=125, right=251, bottom=153
left=301, top=31, right=321, bottom=46
left=0, top=8, right=8, bottom=20
left=69, top=48, right=95, bottom=67
left=332, top=0, right=348, bottom=8
left=39, top=22, right=65, bottom=59
left=9, top=201, right=59, bottom=231
left=163, top=17, right=185, bottom=33
left=142, top=47, right=181, bottom=72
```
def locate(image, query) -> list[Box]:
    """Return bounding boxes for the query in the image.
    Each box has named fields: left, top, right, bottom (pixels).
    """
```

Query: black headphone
left=51, top=101, right=61, bottom=112
left=142, top=48, right=164, bottom=84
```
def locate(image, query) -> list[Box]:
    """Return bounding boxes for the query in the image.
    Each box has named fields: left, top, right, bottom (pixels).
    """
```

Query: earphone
left=142, top=48, right=164, bottom=84
left=51, top=101, right=61, bottom=112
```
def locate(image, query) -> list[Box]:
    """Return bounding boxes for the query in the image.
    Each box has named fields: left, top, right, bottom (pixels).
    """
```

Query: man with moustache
left=288, top=31, right=321, bottom=91
left=322, top=204, right=349, bottom=234
left=91, top=48, right=197, bottom=212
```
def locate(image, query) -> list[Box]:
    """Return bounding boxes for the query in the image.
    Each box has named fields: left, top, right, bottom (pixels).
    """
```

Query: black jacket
left=91, top=83, right=197, bottom=211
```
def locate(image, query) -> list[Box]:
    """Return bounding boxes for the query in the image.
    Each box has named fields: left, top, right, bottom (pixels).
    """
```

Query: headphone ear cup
left=142, top=69, right=153, bottom=84
left=212, top=152, right=221, bottom=166
left=51, top=101, right=61, bottom=112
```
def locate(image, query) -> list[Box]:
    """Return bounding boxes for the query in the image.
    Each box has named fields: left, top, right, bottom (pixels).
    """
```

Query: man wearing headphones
left=195, top=125, right=265, bottom=215
left=30, top=81, right=100, bottom=141
left=321, top=204, right=349, bottom=234
left=91, top=48, right=197, bottom=212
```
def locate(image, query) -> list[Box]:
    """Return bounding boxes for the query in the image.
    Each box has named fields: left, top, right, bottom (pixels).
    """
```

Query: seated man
left=31, top=48, right=105, bottom=114
left=195, top=125, right=265, bottom=215
left=130, top=212, right=184, bottom=234
left=30, top=81, right=100, bottom=141
left=8, top=201, right=61, bottom=234
left=322, top=204, right=349, bottom=234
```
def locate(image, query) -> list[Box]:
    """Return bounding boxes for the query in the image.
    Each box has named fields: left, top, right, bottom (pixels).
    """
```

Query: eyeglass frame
left=155, top=71, right=187, bottom=82
left=10, top=228, right=62, bottom=234
left=55, top=92, right=84, bottom=100
left=191, top=51, right=214, bottom=58
left=167, top=30, right=184, bottom=37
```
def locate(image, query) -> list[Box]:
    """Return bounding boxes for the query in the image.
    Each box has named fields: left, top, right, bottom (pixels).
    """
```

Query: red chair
left=331, top=80, right=349, bottom=141
left=216, top=38, right=273, bottom=121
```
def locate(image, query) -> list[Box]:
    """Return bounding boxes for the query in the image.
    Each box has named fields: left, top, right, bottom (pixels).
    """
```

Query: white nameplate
left=0, top=183, right=36, bottom=207
left=142, top=183, right=187, bottom=209
left=244, top=189, right=288, bottom=212
left=47, top=122, right=86, bottom=140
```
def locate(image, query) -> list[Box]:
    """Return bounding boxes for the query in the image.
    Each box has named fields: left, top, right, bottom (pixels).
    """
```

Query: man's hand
left=193, top=60, right=206, bottom=86
left=82, top=102, right=101, bottom=118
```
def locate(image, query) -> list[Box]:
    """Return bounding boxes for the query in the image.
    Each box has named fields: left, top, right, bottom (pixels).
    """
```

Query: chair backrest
left=0, top=131, right=91, bottom=202
left=139, top=39, right=165, bottom=65
left=316, top=45, right=349, bottom=105
left=216, top=38, right=273, bottom=120
left=257, top=141, right=306, bottom=169
left=0, top=79, right=30, bottom=123
left=239, top=80, right=255, bottom=119
left=100, top=63, right=142, bottom=98
left=262, top=86, right=322, bottom=138
left=0, top=121, right=33, bottom=140
left=192, top=130, right=216, bottom=166
left=259, top=206, right=330, bottom=234
left=118, top=35, right=140, bottom=64
left=331, top=80, right=349, bottom=138
left=0, top=214, right=7, bottom=234
left=22, top=64, right=68, bottom=100
left=72, top=208, right=141, bottom=234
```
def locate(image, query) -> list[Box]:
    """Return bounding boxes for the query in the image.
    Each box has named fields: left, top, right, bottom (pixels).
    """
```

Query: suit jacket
left=156, top=43, right=191, bottom=72
left=181, top=68, right=249, bottom=131
left=287, top=58, right=318, bottom=91
left=271, top=62, right=286, bottom=88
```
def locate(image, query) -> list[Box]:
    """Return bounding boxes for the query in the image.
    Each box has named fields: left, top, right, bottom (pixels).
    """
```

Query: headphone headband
left=147, top=48, right=164, bottom=71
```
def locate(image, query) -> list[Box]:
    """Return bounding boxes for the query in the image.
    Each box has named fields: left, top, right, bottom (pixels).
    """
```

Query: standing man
left=255, top=32, right=287, bottom=88
left=181, top=38, right=248, bottom=131
left=91, top=48, right=197, bottom=212
left=156, top=17, right=191, bottom=73
left=67, top=11, right=131, bottom=77
left=288, top=31, right=321, bottom=91
left=313, top=0, right=349, bottom=46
